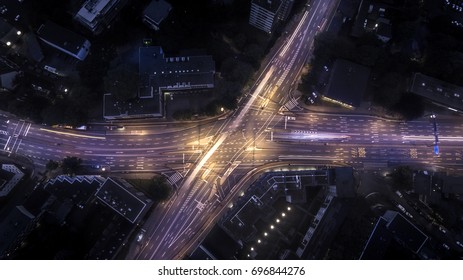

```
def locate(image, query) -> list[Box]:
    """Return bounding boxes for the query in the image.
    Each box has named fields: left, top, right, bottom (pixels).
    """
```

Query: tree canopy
left=61, top=156, right=82, bottom=176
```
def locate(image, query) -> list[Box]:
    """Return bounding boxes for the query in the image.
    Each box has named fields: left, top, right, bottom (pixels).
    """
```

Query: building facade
left=249, top=0, right=283, bottom=33
left=249, top=0, right=294, bottom=33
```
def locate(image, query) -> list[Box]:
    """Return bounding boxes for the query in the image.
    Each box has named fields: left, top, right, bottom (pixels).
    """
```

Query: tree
left=373, top=72, right=404, bottom=108
left=46, top=160, right=59, bottom=171
left=61, top=156, right=82, bottom=175
left=390, top=166, right=413, bottom=190
left=152, top=176, right=172, bottom=202
left=393, top=94, right=424, bottom=120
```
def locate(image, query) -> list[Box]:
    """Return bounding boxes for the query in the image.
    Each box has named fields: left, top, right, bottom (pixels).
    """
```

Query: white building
left=74, top=0, right=129, bottom=35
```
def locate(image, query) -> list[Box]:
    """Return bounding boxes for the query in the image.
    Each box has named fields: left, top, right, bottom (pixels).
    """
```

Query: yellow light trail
left=39, top=128, right=106, bottom=140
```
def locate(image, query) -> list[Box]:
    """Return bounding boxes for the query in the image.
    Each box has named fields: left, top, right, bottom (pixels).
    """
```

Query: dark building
left=190, top=225, right=241, bottom=260
left=0, top=164, right=24, bottom=198
left=249, top=0, right=283, bottom=34
left=0, top=175, right=152, bottom=259
left=104, top=46, right=215, bottom=119
left=142, top=0, right=172, bottom=31
left=360, top=210, right=428, bottom=259
left=0, top=188, right=51, bottom=259
left=37, top=21, right=91, bottom=61
left=351, top=0, right=392, bottom=42
left=95, top=177, right=151, bottom=223
left=409, top=73, right=463, bottom=113
left=323, top=59, right=370, bottom=108
left=334, top=167, right=356, bottom=198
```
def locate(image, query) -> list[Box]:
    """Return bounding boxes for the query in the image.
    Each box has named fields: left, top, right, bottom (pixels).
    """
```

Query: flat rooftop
left=143, top=0, right=172, bottom=25
left=409, top=72, right=463, bottom=112
left=37, top=21, right=90, bottom=60
left=324, top=59, right=370, bottom=108
left=95, top=178, right=148, bottom=223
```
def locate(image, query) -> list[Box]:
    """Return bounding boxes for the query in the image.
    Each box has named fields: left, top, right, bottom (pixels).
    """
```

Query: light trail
left=39, top=128, right=106, bottom=140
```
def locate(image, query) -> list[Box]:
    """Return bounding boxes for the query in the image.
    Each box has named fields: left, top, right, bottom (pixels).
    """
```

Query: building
left=0, top=70, right=19, bottom=91
left=249, top=0, right=283, bottom=33
left=218, top=169, right=347, bottom=259
left=0, top=206, right=41, bottom=258
left=142, top=0, right=172, bottom=31
left=278, top=0, right=294, bottom=22
left=334, top=167, right=356, bottom=198
left=0, top=18, right=22, bottom=48
left=442, top=175, right=463, bottom=196
left=74, top=0, right=130, bottom=35
left=413, top=170, right=442, bottom=205
left=0, top=164, right=24, bottom=198
left=95, top=177, right=151, bottom=223
left=351, top=0, right=392, bottom=43
left=1, top=174, right=152, bottom=259
left=409, top=72, right=463, bottom=113
left=327, top=0, right=360, bottom=35
left=360, top=210, right=428, bottom=259
left=37, top=21, right=91, bottom=61
left=323, top=59, right=370, bottom=109
left=0, top=188, right=51, bottom=258
left=104, top=45, right=215, bottom=119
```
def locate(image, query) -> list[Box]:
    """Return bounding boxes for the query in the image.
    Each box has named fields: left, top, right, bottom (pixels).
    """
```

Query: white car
left=443, top=243, right=450, bottom=250
left=456, top=241, right=463, bottom=248
left=438, top=226, right=447, bottom=234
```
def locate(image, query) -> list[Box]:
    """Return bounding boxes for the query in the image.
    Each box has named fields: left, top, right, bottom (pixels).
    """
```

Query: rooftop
left=334, top=167, right=356, bottom=198
left=0, top=206, right=36, bottom=257
left=44, top=175, right=105, bottom=207
left=324, top=59, right=370, bottom=108
left=37, top=21, right=91, bottom=61
left=409, top=72, right=463, bottom=112
left=74, top=0, right=130, bottom=34
left=383, top=210, right=428, bottom=254
left=143, top=0, right=172, bottom=28
left=0, top=164, right=24, bottom=198
left=442, top=175, right=463, bottom=194
left=76, top=0, right=114, bottom=23
left=95, top=177, right=150, bottom=223
left=104, top=46, right=215, bottom=119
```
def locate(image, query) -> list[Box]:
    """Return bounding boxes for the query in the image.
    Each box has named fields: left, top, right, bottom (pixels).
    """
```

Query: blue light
left=434, top=145, right=439, bottom=155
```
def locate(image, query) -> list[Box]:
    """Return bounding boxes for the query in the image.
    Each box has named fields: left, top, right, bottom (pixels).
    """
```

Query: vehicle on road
left=395, top=190, right=403, bottom=198
left=438, top=226, right=447, bottom=234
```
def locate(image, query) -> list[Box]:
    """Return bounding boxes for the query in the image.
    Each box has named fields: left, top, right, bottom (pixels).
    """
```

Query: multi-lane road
left=1, top=0, right=463, bottom=259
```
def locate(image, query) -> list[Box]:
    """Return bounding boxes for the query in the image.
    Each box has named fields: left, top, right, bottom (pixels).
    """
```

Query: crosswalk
left=280, top=97, right=301, bottom=113
left=3, top=120, right=31, bottom=153
left=166, top=171, right=183, bottom=187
